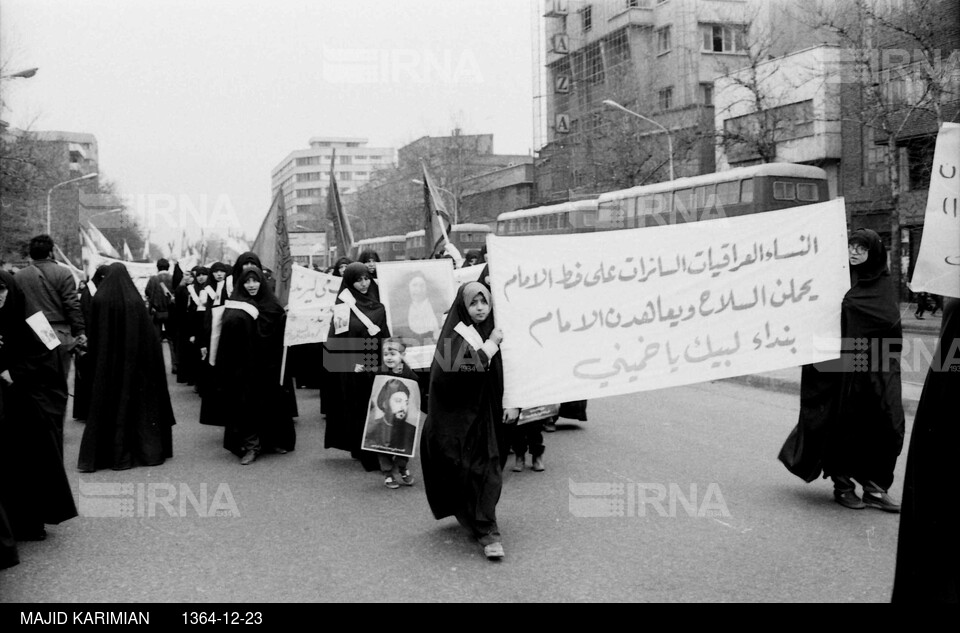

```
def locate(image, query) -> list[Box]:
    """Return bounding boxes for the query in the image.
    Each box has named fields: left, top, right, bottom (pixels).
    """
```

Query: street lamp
left=411, top=179, right=459, bottom=224
left=602, top=99, right=675, bottom=181
left=1, top=67, right=38, bottom=79
left=47, top=172, right=98, bottom=235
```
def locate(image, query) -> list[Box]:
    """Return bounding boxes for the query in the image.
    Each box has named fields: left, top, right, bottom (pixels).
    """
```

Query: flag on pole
left=251, top=189, right=293, bottom=305
left=421, top=161, right=452, bottom=258
left=122, top=239, right=134, bottom=262
left=80, top=228, right=103, bottom=277
left=325, top=149, right=354, bottom=258
left=141, top=231, right=151, bottom=260
left=84, top=221, right=121, bottom=258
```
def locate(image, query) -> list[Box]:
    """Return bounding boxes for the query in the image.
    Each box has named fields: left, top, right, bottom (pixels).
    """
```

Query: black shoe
left=834, top=490, right=865, bottom=509
left=862, top=491, right=900, bottom=513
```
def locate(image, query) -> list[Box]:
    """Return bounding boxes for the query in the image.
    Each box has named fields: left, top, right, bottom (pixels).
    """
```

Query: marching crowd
left=1, top=230, right=956, bottom=598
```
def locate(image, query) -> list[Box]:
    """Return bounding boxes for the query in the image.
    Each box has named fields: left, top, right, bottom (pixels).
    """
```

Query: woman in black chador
left=779, top=229, right=905, bottom=511
left=0, top=270, right=77, bottom=541
left=893, top=297, right=960, bottom=603
left=78, top=263, right=176, bottom=472
left=217, top=268, right=296, bottom=465
left=420, top=281, right=518, bottom=561
left=323, top=262, right=389, bottom=472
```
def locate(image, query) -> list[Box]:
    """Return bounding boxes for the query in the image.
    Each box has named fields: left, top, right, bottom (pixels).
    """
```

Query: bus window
left=741, top=179, right=754, bottom=203
left=674, top=188, right=693, bottom=215
left=497, top=221, right=506, bottom=235
left=797, top=182, right=819, bottom=201
left=545, top=214, right=555, bottom=230
left=773, top=181, right=797, bottom=200
left=695, top=184, right=716, bottom=209
left=716, top=181, right=739, bottom=205
left=652, top=192, right=671, bottom=214
left=562, top=211, right=573, bottom=228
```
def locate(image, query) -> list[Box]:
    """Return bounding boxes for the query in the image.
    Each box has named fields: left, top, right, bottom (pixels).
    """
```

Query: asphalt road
left=0, top=364, right=911, bottom=603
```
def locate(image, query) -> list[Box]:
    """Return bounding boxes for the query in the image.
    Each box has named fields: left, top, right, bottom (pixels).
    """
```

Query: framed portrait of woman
left=377, top=259, right=456, bottom=369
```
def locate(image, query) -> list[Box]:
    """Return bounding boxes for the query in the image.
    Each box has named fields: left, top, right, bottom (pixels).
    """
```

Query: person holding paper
left=14, top=235, right=86, bottom=380
left=77, top=264, right=175, bottom=472
left=779, top=229, right=905, bottom=512
left=420, top=281, right=519, bottom=561
left=215, top=268, right=296, bottom=465
left=323, top=262, right=390, bottom=472
left=0, top=270, right=78, bottom=542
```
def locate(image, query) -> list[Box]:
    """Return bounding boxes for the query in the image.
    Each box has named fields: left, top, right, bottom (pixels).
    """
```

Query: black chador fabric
left=893, top=298, right=960, bottom=603
left=0, top=270, right=77, bottom=538
left=73, top=265, right=109, bottom=420
left=174, top=279, right=194, bottom=384
left=319, top=259, right=349, bottom=415
left=559, top=400, right=588, bottom=421
left=77, top=263, right=175, bottom=472
left=209, top=269, right=296, bottom=454
left=0, top=498, right=18, bottom=569
left=779, top=229, right=905, bottom=490
left=323, top=263, right=389, bottom=472
left=420, top=282, right=509, bottom=542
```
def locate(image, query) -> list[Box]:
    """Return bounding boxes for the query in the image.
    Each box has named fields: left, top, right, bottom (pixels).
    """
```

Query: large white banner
left=94, top=256, right=158, bottom=298
left=488, top=199, right=850, bottom=409
left=283, top=265, right=341, bottom=346
left=908, top=122, right=960, bottom=299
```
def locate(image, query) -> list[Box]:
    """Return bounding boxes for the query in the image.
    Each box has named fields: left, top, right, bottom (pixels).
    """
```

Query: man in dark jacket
left=14, top=235, right=86, bottom=378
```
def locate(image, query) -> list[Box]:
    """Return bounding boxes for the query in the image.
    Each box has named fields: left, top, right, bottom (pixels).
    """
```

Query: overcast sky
left=1, top=0, right=536, bottom=243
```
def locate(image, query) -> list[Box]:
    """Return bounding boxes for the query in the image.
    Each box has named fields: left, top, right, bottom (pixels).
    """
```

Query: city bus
left=404, top=223, right=493, bottom=260
left=595, top=163, right=829, bottom=230
left=495, top=198, right=601, bottom=237
left=495, top=163, right=829, bottom=236
left=354, top=235, right=407, bottom=262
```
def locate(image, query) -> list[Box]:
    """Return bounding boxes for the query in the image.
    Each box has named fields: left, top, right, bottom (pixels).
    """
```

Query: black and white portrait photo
left=361, top=375, right=422, bottom=458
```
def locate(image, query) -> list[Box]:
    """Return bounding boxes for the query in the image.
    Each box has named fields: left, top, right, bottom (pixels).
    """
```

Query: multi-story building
left=714, top=45, right=843, bottom=197
left=715, top=0, right=959, bottom=297
left=534, top=0, right=826, bottom=202
left=0, top=127, right=99, bottom=263
left=270, top=137, right=396, bottom=232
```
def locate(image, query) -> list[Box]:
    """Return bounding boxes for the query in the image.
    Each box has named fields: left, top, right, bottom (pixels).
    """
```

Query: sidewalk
left=723, top=304, right=945, bottom=415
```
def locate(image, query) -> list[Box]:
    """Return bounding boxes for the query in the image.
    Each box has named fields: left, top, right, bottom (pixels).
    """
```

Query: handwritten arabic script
left=488, top=200, right=850, bottom=409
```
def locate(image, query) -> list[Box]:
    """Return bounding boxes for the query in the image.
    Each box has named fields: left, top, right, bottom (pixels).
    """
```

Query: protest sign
left=283, top=265, right=341, bottom=346
left=487, top=199, right=850, bottom=409
left=908, top=122, right=960, bottom=299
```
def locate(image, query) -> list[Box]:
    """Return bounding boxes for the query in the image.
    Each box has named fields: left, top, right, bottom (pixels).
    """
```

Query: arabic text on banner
left=487, top=199, right=850, bottom=409
left=908, top=122, right=960, bottom=299
left=283, top=265, right=341, bottom=346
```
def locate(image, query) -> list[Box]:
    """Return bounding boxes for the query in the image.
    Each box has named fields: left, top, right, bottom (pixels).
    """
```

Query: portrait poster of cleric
left=376, top=259, right=456, bottom=369
left=361, top=375, right=422, bottom=458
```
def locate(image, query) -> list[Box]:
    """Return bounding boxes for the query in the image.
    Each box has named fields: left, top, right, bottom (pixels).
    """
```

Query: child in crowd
left=373, top=338, right=420, bottom=489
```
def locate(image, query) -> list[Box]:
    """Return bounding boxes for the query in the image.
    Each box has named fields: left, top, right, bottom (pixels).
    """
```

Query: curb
left=720, top=374, right=919, bottom=415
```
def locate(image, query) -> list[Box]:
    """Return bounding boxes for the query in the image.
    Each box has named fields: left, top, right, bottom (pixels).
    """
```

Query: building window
left=656, top=26, right=672, bottom=55
left=658, top=87, right=673, bottom=111
left=700, top=24, right=746, bottom=53
left=339, top=172, right=352, bottom=180
left=903, top=136, right=935, bottom=191
left=296, top=172, right=321, bottom=182
left=340, top=155, right=352, bottom=165
left=370, top=155, right=383, bottom=160
left=627, top=0, right=650, bottom=7
left=354, top=155, right=367, bottom=160
left=700, top=83, right=713, bottom=105
left=296, top=156, right=320, bottom=166
left=580, top=5, right=592, bottom=32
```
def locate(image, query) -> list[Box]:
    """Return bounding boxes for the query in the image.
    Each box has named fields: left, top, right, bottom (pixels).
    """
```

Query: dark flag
left=421, top=161, right=453, bottom=258
left=251, top=189, right=293, bottom=305
left=326, top=149, right=354, bottom=258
